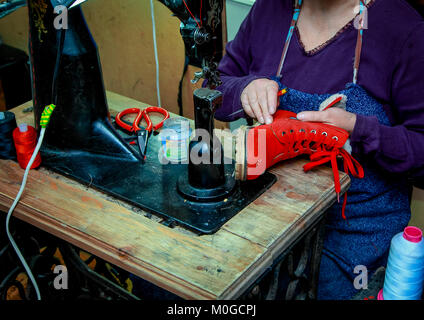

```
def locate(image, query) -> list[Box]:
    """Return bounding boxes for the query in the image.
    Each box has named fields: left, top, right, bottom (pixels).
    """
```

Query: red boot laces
left=303, top=147, right=364, bottom=219
left=245, top=110, right=364, bottom=220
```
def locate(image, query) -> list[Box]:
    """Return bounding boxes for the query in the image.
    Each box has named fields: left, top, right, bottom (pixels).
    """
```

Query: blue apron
left=276, top=0, right=411, bottom=299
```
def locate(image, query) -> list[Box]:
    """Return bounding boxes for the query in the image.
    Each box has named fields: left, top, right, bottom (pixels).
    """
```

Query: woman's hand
left=241, top=79, right=279, bottom=124
left=297, top=108, right=357, bottom=134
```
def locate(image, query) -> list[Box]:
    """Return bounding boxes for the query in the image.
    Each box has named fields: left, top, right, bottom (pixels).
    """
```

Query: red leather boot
left=235, top=99, right=364, bottom=219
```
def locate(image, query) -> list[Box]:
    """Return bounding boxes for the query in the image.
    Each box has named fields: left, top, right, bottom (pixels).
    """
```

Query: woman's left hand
left=296, top=108, right=357, bottom=134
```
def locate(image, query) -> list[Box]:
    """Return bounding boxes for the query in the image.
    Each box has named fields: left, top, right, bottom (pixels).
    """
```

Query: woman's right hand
left=241, top=78, right=279, bottom=124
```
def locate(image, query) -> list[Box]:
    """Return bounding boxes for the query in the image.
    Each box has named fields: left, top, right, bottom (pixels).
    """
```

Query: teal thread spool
left=160, top=118, right=192, bottom=163
left=379, top=226, right=424, bottom=300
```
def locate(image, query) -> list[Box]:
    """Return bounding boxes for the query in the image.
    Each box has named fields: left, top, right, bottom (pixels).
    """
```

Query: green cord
left=40, top=104, right=56, bottom=128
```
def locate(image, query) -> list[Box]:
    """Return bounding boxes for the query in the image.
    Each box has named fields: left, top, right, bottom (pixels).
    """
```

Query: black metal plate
left=40, top=133, right=276, bottom=234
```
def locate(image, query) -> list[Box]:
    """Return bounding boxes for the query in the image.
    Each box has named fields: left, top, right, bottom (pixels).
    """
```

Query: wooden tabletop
left=0, top=92, right=350, bottom=300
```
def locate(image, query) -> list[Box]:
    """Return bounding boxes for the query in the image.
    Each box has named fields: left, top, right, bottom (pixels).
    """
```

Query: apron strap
left=353, top=0, right=366, bottom=84
left=276, top=0, right=303, bottom=77
left=277, top=0, right=366, bottom=84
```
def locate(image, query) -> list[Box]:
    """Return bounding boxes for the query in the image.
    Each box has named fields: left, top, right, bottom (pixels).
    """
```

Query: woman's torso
left=244, top=0, right=421, bottom=266
left=246, top=0, right=422, bottom=125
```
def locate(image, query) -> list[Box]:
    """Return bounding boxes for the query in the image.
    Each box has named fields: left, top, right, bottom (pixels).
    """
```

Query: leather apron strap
left=276, top=0, right=366, bottom=84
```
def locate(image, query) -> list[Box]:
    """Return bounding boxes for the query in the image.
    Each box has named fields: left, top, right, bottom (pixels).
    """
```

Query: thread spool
left=378, top=226, right=424, bottom=300
left=12, top=123, right=42, bottom=169
left=0, top=111, right=18, bottom=160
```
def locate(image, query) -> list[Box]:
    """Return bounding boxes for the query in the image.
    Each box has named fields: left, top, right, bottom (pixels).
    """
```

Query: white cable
left=150, top=0, right=162, bottom=108
left=5, top=127, right=46, bottom=300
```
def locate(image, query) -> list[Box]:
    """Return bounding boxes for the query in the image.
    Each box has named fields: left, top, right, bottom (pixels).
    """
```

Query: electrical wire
left=5, top=127, right=46, bottom=300
left=199, top=0, right=203, bottom=26
left=150, top=0, right=162, bottom=108
left=52, top=29, right=66, bottom=105
left=182, top=0, right=201, bottom=28
left=4, top=27, right=65, bottom=301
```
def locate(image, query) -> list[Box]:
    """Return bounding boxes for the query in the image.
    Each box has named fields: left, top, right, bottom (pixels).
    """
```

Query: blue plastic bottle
left=379, top=226, right=424, bottom=300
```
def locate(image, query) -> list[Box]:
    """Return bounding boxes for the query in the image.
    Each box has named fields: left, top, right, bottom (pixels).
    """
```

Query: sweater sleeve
left=350, top=22, right=424, bottom=178
left=214, top=2, right=263, bottom=122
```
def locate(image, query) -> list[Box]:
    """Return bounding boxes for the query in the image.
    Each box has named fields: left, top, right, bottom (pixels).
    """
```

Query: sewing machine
left=22, top=0, right=276, bottom=234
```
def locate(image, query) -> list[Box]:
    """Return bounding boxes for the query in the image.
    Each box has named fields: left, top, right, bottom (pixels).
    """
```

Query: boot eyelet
left=332, top=136, right=339, bottom=141
left=322, top=132, right=328, bottom=136
left=299, top=129, right=305, bottom=133
left=282, top=131, right=286, bottom=136
left=311, top=130, right=317, bottom=134
left=290, top=130, right=294, bottom=134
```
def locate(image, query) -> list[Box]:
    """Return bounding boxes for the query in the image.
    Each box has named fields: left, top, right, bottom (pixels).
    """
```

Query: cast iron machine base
left=28, top=0, right=276, bottom=234
left=40, top=142, right=276, bottom=235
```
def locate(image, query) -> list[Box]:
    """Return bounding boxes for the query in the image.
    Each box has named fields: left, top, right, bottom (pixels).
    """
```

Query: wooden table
left=0, top=92, right=350, bottom=300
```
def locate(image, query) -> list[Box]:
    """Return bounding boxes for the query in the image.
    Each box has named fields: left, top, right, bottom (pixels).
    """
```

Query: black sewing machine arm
left=158, top=0, right=224, bottom=88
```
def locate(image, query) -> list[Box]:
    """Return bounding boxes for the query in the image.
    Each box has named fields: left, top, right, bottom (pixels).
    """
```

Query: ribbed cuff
left=350, top=114, right=380, bottom=154
left=269, top=76, right=283, bottom=90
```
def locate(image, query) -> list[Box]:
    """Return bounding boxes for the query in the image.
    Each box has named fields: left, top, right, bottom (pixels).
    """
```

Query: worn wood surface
left=0, top=93, right=350, bottom=299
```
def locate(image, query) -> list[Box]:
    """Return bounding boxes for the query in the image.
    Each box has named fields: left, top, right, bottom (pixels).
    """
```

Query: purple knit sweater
left=215, top=0, right=424, bottom=176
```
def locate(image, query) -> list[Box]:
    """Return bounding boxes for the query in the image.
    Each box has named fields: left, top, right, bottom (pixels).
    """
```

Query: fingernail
left=297, top=113, right=305, bottom=120
left=270, top=107, right=275, bottom=115
left=259, top=116, right=264, bottom=123
left=265, top=116, right=273, bottom=124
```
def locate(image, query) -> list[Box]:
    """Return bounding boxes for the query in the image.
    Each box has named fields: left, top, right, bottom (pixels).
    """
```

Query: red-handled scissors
left=115, top=106, right=170, bottom=160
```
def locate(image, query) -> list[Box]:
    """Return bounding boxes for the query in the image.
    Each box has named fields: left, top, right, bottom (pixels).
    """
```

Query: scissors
left=115, top=106, right=170, bottom=160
